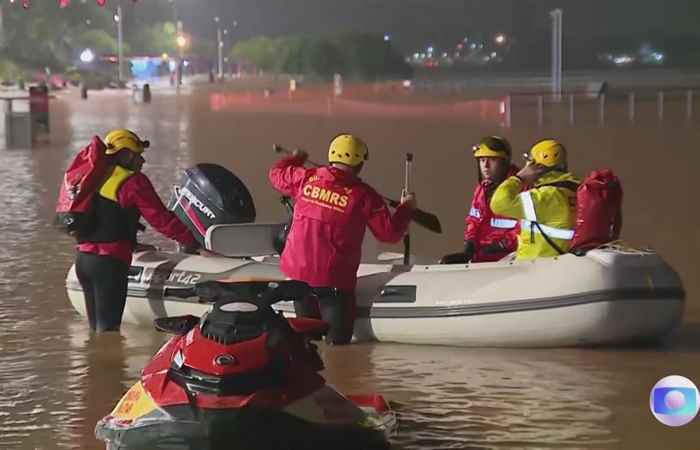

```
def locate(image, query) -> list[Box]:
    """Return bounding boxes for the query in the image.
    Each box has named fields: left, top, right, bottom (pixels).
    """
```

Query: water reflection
left=61, top=323, right=164, bottom=450
left=323, top=344, right=619, bottom=449
left=0, top=86, right=698, bottom=450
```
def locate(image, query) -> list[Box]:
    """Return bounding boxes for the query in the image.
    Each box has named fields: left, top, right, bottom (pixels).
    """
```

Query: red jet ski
left=95, top=280, right=396, bottom=450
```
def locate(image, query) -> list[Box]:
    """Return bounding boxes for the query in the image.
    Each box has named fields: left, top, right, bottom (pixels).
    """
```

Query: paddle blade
left=387, top=199, right=442, bottom=234
left=412, top=207, right=442, bottom=234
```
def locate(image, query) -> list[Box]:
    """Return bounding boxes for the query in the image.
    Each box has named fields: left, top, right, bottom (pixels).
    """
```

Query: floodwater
left=0, top=78, right=699, bottom=449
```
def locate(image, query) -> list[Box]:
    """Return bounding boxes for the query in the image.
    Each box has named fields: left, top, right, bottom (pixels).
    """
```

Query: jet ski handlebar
left=164, top=280, right=311, bottom=306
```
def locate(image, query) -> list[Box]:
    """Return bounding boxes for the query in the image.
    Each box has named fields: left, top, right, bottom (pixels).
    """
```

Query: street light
left=114, top=5, right=124, bottom=84
left=176, top=34, right=188, bottom=49
left=550, top=9, right=563, bottom=101
left=169, top=0, right=185, bottom=87
left=214, top=16, right=223, bottom=80
left=80, top=48, right=96, bottom=64
left=494, top=33, right=506, bottom=45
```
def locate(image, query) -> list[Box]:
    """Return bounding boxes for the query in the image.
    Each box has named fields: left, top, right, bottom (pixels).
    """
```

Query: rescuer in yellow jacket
left=490, top=139, right=579, bottom=260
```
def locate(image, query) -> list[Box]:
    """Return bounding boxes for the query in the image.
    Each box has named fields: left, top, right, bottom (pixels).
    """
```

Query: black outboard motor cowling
left=169, top=163, right=256, bottom=246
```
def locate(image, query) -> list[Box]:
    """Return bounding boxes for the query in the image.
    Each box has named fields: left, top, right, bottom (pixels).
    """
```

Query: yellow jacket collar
left=534, top=170, right=579, bottom=187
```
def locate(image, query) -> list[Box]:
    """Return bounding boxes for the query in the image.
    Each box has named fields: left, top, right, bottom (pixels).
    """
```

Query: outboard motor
left=169, top=163, right=256, bottom=246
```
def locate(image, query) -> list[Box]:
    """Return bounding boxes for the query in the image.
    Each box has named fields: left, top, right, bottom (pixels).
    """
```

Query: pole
left=0, top=5, right=5, bottom=49
left=172, top=0, right=182, bottom=88
left=117, top=4, right=124, bottom=84
left=557, top=11, right=563, bottom=101
left=687, top=89, right=694, bottom=122
left=177, top=20, right=183, bottom=87
left=568, top=93, right=575, bottom=126
left=402, top=153, right=413, bottom=266
left=217, top=27, right=223, bottom=80
left=505, top=94, right=512, bottom=128
left=628, top=92, right=635, bottom=123
left=550, top=9, right=563, bottom=102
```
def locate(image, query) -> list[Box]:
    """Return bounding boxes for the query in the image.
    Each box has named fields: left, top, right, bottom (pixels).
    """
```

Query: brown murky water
left=1, top=81, right=699, bottom=449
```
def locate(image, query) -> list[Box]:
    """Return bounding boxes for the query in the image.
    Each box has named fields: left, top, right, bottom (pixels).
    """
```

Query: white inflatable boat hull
left=65, top=246, right=684, bottom=347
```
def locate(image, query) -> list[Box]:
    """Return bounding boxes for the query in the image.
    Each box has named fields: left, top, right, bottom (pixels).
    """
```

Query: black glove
left=464, top=240, right=476, bottom=262
left=481, top=240, right=508, bottom=255
left=439, top=252, right=468, bottom=264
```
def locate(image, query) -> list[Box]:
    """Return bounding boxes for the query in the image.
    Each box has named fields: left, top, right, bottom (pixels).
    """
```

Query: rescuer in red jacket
left=441, top=136, right=520, bottom=264
left=76, top=129, right=197, bottom=332
left=268, top=134, right=416, bottom=345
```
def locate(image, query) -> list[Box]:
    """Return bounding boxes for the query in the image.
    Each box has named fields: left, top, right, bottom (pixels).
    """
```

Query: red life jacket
left=464, top=165, right=521, bottom=262
left=54, top=136, right=111, bottom=238
left=569, top=169, right=623, bottom=252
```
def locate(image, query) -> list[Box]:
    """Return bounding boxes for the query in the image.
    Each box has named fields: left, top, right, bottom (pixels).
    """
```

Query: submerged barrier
left=208, top=80, right=698, bottom=128
left=501, top=87, right=699, bottom=128
left=209, top=90, right=505, bottom=124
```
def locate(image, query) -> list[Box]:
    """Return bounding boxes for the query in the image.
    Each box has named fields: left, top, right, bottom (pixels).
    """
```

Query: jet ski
left=95, top=280, right=397, bottom=450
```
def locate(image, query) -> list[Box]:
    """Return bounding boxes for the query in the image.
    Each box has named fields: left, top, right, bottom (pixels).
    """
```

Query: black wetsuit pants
left=75, top=252, right=129, bottom=332
left=294, top=288, right=356, bottom=345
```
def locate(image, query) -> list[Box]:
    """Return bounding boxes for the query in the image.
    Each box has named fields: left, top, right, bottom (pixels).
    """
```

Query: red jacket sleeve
left=365, top=188, right=412, bottom=243
left=268, top=156, right=308, bottom=197
left=464, top=184, right=484, bottom=242
left=119, top=173, right=197, bottom=246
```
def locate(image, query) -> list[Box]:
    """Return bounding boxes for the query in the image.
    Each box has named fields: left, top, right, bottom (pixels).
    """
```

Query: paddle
left=402, top=153, right=413, bottom=265
left=272, top=144, right=442, bottom=234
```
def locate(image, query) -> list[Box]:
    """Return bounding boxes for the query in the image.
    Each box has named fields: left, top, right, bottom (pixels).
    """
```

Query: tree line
left=231, top=33, right=413, bottom=80
left=0, top=0, right=205, bottom=81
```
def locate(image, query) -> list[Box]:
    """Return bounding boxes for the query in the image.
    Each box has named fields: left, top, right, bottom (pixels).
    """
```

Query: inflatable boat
left=64, top=164, right=685, bottom=348
left=65, top=237, right=684, bottom=347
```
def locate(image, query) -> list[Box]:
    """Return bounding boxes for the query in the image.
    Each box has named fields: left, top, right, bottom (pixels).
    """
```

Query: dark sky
left=157, top=0, right=700, bottom=52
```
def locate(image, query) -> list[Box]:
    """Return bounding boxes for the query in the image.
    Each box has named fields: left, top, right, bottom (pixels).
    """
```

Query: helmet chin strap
left=116, top=150, right=143, bottom=171
left=331, top=162, right=362, bottom=174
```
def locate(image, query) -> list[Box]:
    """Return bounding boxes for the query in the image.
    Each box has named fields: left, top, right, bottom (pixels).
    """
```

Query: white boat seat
left=204, top=223, right=285, bottom=257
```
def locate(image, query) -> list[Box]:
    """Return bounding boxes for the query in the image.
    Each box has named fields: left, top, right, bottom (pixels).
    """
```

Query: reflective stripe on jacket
left=490, top=171, right=579, bottom=260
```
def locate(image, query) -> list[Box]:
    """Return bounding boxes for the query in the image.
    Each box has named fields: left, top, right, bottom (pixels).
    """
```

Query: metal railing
left=502, top=87, right=699, bottom=128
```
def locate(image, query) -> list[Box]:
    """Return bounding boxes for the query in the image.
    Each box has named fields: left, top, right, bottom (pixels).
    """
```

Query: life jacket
left=54, top=136, right=111, bottom=238
left=465, top=165, right=521, bottom=262
left=76, top=165, right=141, bottom=244
left=538, top=168, right=623, bottom=254
left=518, top=173, right=578, bottom=258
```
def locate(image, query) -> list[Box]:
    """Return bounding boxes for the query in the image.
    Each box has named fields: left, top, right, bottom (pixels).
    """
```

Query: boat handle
left=380, top=288, right=401, bottom=296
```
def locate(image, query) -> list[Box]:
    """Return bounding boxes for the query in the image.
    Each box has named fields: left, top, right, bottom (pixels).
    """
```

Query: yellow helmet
left=104, top=129, right=150, bottom=155
left=472, top=136, right=511, bottom=160
left=328, top=134, right=369, bottom=167
left=528, top=139, right=566, bottom=168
